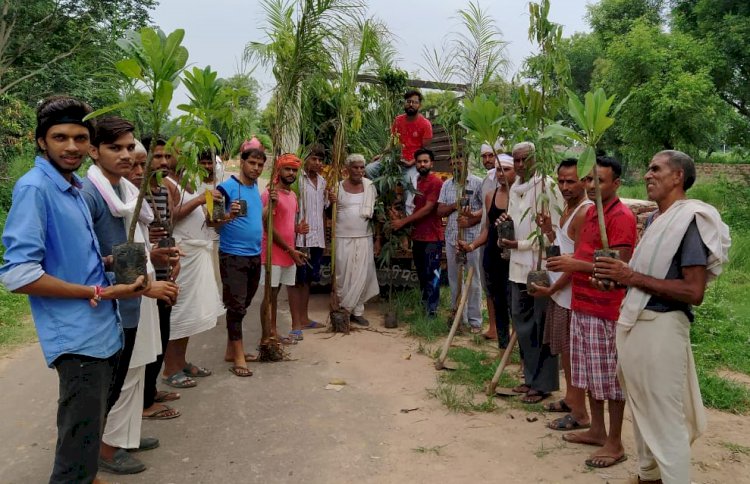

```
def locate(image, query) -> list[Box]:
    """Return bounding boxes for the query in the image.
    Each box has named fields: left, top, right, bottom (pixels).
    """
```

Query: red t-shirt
left=412, top=173, right=443, bottom=242
left=261, top=188, right=298, bottom=267
left=571, top=198, right=637, bottom=321
left=392, top=114, right=433, bottom=161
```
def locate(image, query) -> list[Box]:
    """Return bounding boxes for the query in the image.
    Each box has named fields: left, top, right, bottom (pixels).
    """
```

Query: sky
left=151, top=0, right=593, bottom=107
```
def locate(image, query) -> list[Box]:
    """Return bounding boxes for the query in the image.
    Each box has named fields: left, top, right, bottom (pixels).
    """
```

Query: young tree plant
left=542, top=87, right=629, bottom=250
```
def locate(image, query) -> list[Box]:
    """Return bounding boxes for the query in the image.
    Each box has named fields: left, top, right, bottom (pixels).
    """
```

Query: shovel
left=486, top=331, right=519, bottom=396
left=435, top=266, right=475, bottom=371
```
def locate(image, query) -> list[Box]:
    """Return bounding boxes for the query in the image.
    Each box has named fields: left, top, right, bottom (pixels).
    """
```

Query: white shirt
left=295, top=171, right=329, bottom=248
left=336, top=186, right=372, bottom=238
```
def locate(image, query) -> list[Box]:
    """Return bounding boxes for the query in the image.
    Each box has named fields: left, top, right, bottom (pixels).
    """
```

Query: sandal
left=154, top=390, right=180, bottom=403
left=521, top=391, right=550, bottom=404
left=303, top=321, right=324, bottom=329
left=183, top=362, right=212, bottom=377
left=279, top=336, right=297, bottom=345
left=143, top=404, right=181, bottom=420
left=162, top=372, right=197, bottom=389
left=512, top=384, right=530, bottom=394
left=585, top=454, right=627, bottom=468
left=543, top=399, right=572, bottom=413
left=228, top=366, right=253, bottom=377
left=224, top=353, right=259, bottom=363
left=289, top=329, right=304, bottom=341
left=547, top=414, right=591, bottom=431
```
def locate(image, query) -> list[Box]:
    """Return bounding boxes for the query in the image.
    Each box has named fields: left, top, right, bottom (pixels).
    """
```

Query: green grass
left=0, top=281, right=34, bottom=350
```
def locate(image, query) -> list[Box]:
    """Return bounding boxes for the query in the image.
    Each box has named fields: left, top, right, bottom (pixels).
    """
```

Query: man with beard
left=549, top=157, right=636, bottom=470
left=81, top=117, right=180, bottom=474
left=365, top=90, right=433, bottom=215
left=437, top=153, right=484, bottom=332
left=499, top=141, right=563, bottom=404
left=288, top=145, right=333, bottom=338
left=260, top=154, right=308, bottom=350
left=214, top=148, right=264, bottom=375
left=595, top=151, right=730, bottom=483
left=391, top=148, right=443, bottom=317
left=0, top=96, right=146, bottom=483
left=531, top=157, right=592, bottom=431
left=334, top=154, right=380, bottom=324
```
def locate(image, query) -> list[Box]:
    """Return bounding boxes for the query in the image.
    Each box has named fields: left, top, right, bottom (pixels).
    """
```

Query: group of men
left=0, top=89, right=732, bottom=484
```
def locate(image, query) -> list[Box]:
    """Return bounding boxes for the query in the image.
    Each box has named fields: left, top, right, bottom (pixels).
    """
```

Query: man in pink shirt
left=261, top=154, right=308, bottom=354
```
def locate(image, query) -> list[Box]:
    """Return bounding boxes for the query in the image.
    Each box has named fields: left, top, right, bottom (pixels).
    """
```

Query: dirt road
left=1, top=292, right=749, bottom=483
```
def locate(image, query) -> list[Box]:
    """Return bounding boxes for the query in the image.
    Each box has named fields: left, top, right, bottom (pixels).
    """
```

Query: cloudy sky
left=152, top=0, right=593, bottom=106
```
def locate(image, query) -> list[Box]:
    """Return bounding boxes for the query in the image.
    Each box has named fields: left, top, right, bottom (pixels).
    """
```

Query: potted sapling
left=542, top=87, right=629, bottom=288
left=85, top=27, right=189, bottom=284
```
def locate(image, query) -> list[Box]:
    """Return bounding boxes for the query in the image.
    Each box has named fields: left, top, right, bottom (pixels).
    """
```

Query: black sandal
left=543, top=399, right=572, bottom=413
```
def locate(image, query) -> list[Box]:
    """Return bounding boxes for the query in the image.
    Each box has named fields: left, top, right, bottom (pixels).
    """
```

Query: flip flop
left=521, top=391, right=550, bottom=404
left=279, top=336, right=297, bottom=345
left=224, top=353, right=259, bottom=363
left=289, top=329, right=304, bottom=341
left=162, top=372, right=196, bottom=389
left=512, top=384, right=531, bottom=394
left=544, top=399, right=572, bottom=413
left=585, top=454, right=627, bottom=468
left=183, top=362, right=212, bottom=377
left=228, top=366, right=253, bottom=377
left=303, top=321, right=325, bottom=329
left=154, top=390, right=180, bottom=403
left=547, top=414, right=591, bottom=431
left=143, top=405, right=181, bottom=420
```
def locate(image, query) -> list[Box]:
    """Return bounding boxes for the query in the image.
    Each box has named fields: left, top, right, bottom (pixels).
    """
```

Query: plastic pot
left=211, top=202, right=226, bottom=222
left=546, top=245, right=561, bottom=258
left=112, top=242, right=148, bottom=285
left=237, top=199, right=248, bottom=217
left=498, top=219, right=515, bottom=241
left=594, top=248, right=620, bottom=290
left=384, top=312, right=398, bottom=329
left=527, top=270, right=551, bottom=295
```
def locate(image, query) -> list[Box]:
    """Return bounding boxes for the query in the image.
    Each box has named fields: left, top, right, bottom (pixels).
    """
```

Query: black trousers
left=411, top=240, right=442, bottom=315
left=143, top=300, right=171, bottom=409
left=50, top=352, right=119, bottom=484
left=219, top=252, right=261, bottom=341
left=107, top=327, right=137, bottom=412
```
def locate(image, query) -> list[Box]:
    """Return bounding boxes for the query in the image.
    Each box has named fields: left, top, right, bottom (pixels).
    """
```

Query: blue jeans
left=412, top=240, right=442, bottom=315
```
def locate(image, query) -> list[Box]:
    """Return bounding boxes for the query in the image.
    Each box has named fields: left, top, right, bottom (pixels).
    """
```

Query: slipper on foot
left=562, top=432, right=605, bottom=446
left=585, top=454, right=627, bottom=468
left=183, top=362, right=212, bottom=377
left=162, top=372, right=196, bottom=389
left=303, top=321, right=325, bottom=329
left=98, top=449, right=146, bottom=475
left=142, top=405, right=180, bottom=420
left=289, top=329, right=304, bottom=341
left=544, top=399, right=572, bottom=413
left=548, top=414, right=590, bottom=431
left=228, top=366, right=253, bottom=377
left=512, top=384, right=530, bottom=394
left=521, top=391, right=550, bottom=404
left=224, top=353, right=259, bottom=363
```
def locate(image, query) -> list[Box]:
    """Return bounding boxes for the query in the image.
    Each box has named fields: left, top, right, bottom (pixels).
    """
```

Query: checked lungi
left=543, top=299, right=571, bottom=356
left=570, top=311, right=624, bottom=401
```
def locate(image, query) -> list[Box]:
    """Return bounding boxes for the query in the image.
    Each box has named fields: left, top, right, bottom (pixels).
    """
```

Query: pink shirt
left=261, top=188, right=298, bottom=267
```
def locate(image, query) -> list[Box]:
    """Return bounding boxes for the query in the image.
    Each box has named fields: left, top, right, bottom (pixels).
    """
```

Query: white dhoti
left=170, top=240, right=225, bottom=340
left=103, top=292, right=160, bottom=449
left=617, top=310, right=706, bottom=484
left=335, top=236, right=379, bottom=316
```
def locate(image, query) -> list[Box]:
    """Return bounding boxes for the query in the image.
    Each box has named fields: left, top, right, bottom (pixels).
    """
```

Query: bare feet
left=562, top=429, right=607, bottom=446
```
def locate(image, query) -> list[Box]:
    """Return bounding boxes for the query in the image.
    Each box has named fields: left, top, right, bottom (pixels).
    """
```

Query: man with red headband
left=261, top=154, right=308, bottom=352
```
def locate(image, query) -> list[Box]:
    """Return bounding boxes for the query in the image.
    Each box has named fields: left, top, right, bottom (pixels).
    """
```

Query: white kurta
left=169, top=181, right=225, bottom=340
left=335, top=184, right=379, bottom=316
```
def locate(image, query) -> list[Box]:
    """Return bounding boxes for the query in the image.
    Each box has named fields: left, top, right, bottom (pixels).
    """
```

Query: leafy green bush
left=702, top=150, right=749, bottom=165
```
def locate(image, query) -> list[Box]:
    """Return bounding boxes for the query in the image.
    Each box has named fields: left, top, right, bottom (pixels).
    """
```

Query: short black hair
left=656, top=150, right=696, bottom=191
left=307, top=144, right=325, bottom=160
left=198, top=150, right=213, bottom=162
left=414, top=148, right=434, bottom=161
left=404, top=89, right=423, bottom=102
left=241, top=148, right=267, bottom=162
left=92, top=116, right=134, bottom=147
left=35, top=96, right=95, bottom=148
left=595, top=155, right=622, bottom=180
left=141, top=135, right=167, bottom=153
left=557, top=157, right=578, bottom=172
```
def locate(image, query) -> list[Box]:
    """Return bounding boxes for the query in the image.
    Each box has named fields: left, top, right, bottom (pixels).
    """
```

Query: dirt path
left=1, top=292, right=749, bottom=483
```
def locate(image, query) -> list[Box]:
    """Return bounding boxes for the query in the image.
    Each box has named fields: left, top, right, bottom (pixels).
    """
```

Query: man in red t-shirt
left=365, top=90, right=433, bottom=215
left=547, top=156, right=636, bottom=469
left=391, top=148, right=443, bottom=316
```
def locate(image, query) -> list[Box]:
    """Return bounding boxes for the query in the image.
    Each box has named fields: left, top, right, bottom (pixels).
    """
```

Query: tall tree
left=671, top=0, right=750, bottom=120
left=586, top=0, right=664, bottom=45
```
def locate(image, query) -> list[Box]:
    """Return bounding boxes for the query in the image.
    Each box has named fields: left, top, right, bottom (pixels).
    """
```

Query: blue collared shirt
left=0, top=157, right=122, bottom=367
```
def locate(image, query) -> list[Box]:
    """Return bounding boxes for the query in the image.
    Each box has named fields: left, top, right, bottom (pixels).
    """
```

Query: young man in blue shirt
left=0, top=96, right=146, bottom=483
